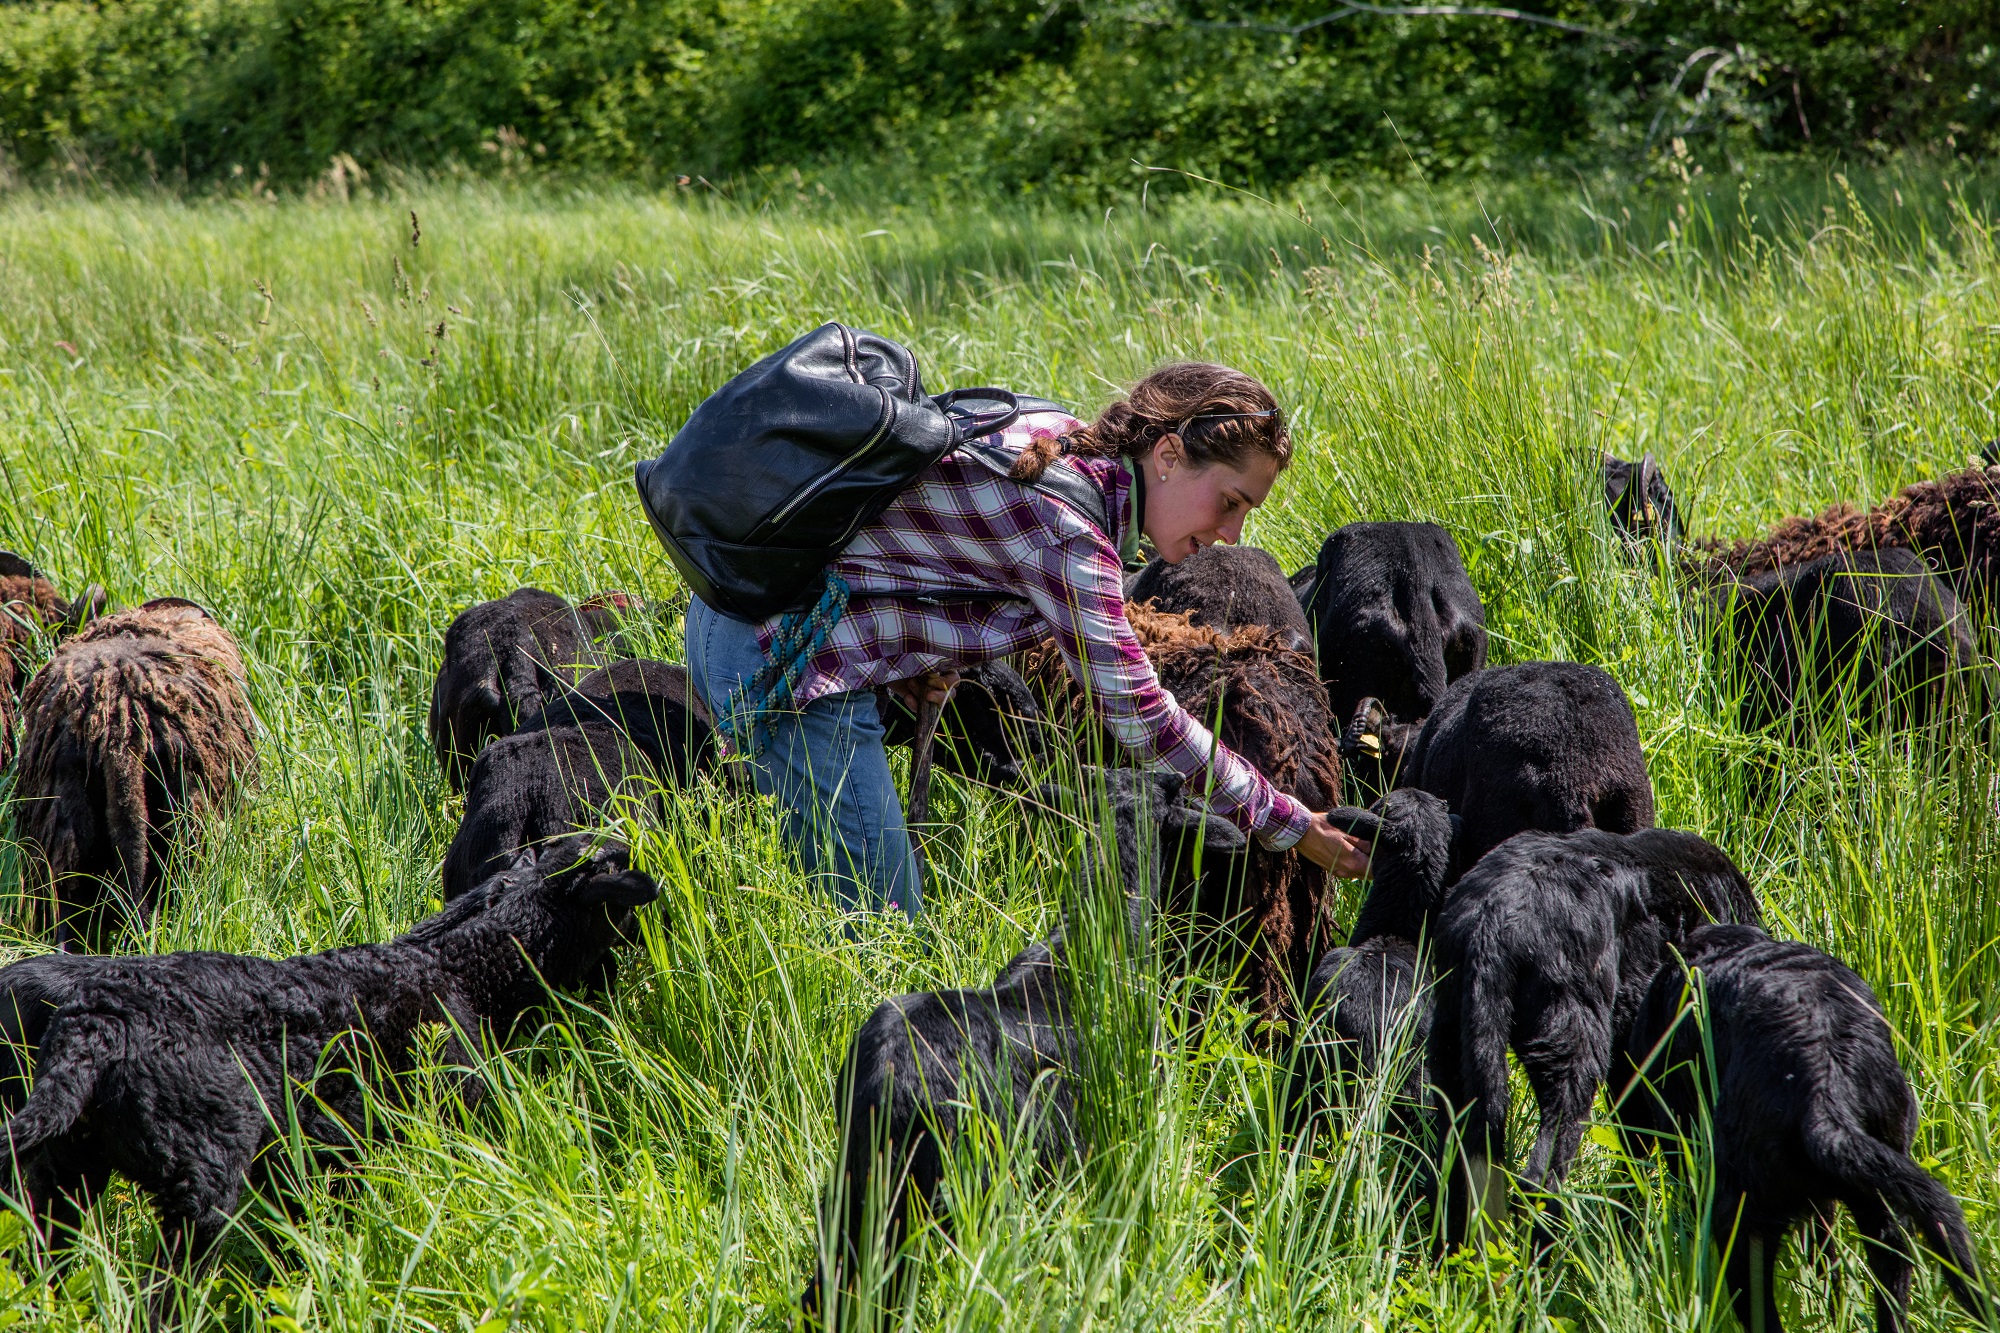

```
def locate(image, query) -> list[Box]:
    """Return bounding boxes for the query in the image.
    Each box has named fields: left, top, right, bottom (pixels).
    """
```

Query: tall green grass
left=0, top=160, right=1994, bottom=1329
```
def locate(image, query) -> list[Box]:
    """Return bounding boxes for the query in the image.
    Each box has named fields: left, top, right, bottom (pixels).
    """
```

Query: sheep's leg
left=1520, top=1054, right=1605, bottom=1188
left=1723, top=1230, right=1784, bottom=1333
left=1849, top=1197, right=1916, bottom=1333
left=19, top=1141, right=110, bottom=1256
left=1428, top=971, right=1513, bottom=1252
left=145, top=1207, right=232, bottom=1331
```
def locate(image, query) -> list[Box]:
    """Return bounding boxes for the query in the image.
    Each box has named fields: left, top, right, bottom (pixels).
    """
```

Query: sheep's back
left=15, top=611, right=257, bottom=875
left=1413, top=661, right=1653, bottom=868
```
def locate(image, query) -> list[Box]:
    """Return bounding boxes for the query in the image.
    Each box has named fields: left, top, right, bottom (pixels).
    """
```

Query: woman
left=685, top=361, right=1371, bottom=919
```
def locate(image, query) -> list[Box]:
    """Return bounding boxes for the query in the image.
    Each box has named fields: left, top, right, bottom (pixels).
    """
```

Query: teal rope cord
left=718, top=572, right=851, bottom=757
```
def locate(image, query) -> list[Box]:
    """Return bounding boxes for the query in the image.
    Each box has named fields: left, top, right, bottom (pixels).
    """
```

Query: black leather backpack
left=634, top=322, right=1115, bottom=621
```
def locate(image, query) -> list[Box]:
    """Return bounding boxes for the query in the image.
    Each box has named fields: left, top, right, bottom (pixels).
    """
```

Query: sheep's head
left=527, top=836, right=661, bottom=984
left=1602, top=452, right=1683, bottom=549
left=1332, top=787, right=1460, bottom=945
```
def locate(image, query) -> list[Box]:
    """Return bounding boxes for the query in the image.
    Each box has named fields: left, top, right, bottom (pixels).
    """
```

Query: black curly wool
left=0, top=837, right=658, bottom=1314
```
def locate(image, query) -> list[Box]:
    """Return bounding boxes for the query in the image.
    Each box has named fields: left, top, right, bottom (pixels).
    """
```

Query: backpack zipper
left=757, top=388, right=897, bottom=538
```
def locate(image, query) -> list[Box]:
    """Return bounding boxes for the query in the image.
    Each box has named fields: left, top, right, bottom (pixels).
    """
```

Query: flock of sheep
left=0, top=451, right=1990, bottom=1328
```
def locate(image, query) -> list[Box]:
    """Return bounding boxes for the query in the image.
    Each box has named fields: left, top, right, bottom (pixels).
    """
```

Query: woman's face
left=1140, top=434, right=1282, bottom=562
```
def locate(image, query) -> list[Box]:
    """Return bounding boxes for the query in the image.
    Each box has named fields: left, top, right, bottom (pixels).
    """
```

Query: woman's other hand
left=1295, top=812, right=1372, bottom=878
left=889, top=669, right=961, bottom=712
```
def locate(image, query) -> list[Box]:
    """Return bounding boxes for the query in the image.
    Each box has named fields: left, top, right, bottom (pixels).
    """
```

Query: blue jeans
left=684, top=596, right=923, bottom=921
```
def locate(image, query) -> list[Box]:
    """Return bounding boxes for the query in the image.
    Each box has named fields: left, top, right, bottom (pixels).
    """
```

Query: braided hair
left=1009, top=362, right=1292, bottom=483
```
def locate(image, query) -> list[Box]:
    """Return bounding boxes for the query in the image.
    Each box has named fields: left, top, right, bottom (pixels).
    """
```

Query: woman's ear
left=1150, top=432, right=1184, bottom=478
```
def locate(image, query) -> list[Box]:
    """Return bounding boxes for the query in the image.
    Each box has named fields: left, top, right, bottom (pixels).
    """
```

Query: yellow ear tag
left=1358, top=734, right=1383, bottom=758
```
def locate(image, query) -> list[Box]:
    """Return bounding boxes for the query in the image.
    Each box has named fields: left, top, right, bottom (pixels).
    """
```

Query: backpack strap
left=943, top=395, right=1117, bottom=530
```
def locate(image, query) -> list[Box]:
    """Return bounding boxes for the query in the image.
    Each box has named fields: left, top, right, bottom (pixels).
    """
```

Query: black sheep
left=876, top=659, right=1050, bottom=786
left=1295, top=523, right=1487, bottom=790
left=1408, top=660, right=1656, bottom=874
left=427, top=588, right=636, bottom=791
left=1601, top=452, right=1684, bottom=548
left=1127, top=545, right=1313, bottom=650
left=1018, top=604, right=1344, bottom=1018
left=1287, top=789, right=1458, bottom=1138
left=807, top=769, right=1245, bottom=1325
left=1718, top=548, right=1973, bottom=733
left=0, top=838, right=657, bottom=1313
left=14, top=599, right=259, bottom=950
left=1427, top=827, right=1761, bottom=1247
left=552, top=657, right=720, bottom=785
left=1616, top=925, right=1986, bottom=1333
left=440, top=659, right=712, bottom=902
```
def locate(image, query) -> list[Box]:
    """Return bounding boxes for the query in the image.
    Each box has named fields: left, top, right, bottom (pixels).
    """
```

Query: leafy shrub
left=0, top=0, right=1992, bottom=190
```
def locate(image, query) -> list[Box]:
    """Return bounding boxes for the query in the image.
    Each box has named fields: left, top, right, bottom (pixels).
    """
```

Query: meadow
left=0, top=157, right=1997, bottom=1329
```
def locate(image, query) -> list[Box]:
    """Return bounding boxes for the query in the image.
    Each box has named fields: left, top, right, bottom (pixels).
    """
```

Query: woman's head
left=1011, top=362, right=1292, bottom=562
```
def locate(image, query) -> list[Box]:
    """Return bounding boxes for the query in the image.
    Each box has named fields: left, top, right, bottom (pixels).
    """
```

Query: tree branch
left=1185, top=0, right=1626, bottom=42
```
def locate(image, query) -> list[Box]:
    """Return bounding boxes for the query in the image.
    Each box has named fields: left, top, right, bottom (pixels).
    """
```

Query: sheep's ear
left=1603, top=456, right=1633, bottom=505
left=1164, top=799, right=1247, bottom=852
left=1323, top=806, right=1382, bottom=842
left=58, top=584, right=106, bottom=636
left=578, top=869, right=660, bottom=909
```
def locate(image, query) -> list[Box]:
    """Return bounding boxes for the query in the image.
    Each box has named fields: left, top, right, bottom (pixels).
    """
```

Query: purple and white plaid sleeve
left=1012, top=535, right=1314, bottom=851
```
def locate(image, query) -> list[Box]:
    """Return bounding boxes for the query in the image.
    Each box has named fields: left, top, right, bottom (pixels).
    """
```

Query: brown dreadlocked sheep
left=0, top=553, right=103, bottom=771
left=14, top=599, right=258, bottom=950
left=1021, top=603, right=1342, bottom=1018
left=1680, top=460, right=2000, bottom=611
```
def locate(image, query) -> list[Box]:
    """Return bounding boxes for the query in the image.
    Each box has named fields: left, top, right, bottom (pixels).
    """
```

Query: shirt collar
left=1116, top=457, right=1145, bottom=565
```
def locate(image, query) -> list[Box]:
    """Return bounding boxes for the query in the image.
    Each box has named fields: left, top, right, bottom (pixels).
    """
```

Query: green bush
left=0, top=0, right=1992, bottom=190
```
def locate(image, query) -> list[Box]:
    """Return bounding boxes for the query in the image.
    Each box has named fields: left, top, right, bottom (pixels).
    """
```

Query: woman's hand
left=1295, top=812, right=1372, bottom=878
left=889, top=669, right=961, bottom=712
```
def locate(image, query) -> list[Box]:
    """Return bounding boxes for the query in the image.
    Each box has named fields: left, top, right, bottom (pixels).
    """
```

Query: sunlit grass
left=0, top=159, right=1994, bottom=1328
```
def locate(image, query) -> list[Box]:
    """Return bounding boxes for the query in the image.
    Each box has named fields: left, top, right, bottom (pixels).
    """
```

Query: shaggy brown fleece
left=1021, top=603, right=1344, bottom=1017
left=0, top=554, right=83, bottom=768
left=15, top=599, right=258, bottom=948
left=1697, top=463, right=2000, bottom=604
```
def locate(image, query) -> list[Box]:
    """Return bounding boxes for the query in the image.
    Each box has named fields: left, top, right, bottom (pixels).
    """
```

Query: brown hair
left=1008, top=362, right=1293, bottom=483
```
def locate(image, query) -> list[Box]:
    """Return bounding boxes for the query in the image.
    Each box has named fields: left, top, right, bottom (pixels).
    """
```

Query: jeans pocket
left=685, top=598, right=719, bottom=716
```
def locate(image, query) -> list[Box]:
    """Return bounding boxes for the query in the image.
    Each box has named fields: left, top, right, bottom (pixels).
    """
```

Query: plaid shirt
left=763, top=409, right=1313, bottom=849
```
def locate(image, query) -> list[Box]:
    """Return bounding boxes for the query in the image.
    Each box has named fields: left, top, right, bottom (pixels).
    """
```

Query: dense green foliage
left=0, top=0, right=1994, bottom=195
left=0, top=163, right=1993, bottom=1328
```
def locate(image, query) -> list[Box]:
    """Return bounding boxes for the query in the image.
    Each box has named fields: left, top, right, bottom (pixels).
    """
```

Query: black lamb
left=1127, top=544, right=1313, bottom=650
left=1294, top=522, right=1487, bottom=790
left=1427, top=826, right=1762, bottom=1247
left=440, top=659, right=710, bottom=902
left=0, top=838, right=658, bottom=1315
left=807, top=768, right=1246, bottom=1325
left=428, top=588, right=636, bottom=790
left=1617, top=925, right=1987, bottom=1333
left=1287, top=788, right=1458, bottom=1138
left=1408, top=660, right=1656, bottom=874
